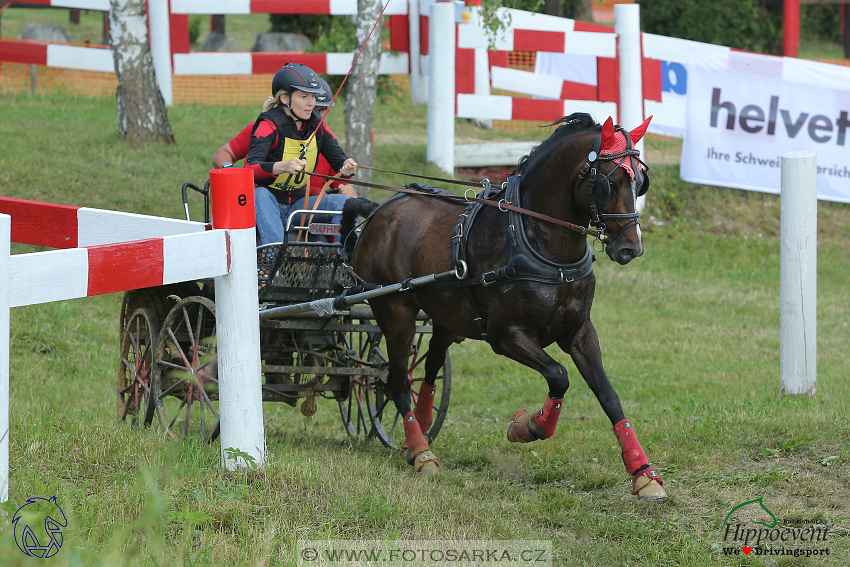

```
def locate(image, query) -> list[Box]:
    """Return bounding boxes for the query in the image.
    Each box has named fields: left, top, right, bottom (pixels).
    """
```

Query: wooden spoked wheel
left=367, top=328, right=452, bottom=449
left=338, top=329, right=386, bottom=441
left=118, top=308, right=159, bottom=426
left=152, top=296, right=219, bottom=442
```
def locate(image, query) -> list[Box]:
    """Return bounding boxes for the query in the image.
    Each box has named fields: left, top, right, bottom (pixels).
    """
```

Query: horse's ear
left=629, top=115, right=653, bottom=145
left=601, top=117, right=616, bottom=151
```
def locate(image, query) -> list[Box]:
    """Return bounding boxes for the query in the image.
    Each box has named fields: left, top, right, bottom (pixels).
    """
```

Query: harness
left=443, top=176, right=594, bottom=340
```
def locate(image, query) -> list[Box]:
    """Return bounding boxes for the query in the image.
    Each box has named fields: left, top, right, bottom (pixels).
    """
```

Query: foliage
left=637, top=0, right=783, bottom=54
left=188, top=15, right=202, bottom=46
left=801, top=4, right=842, bottom=43
left=268, top=13, right=336, bottom=44
left=477, top=0, right=544, bottom=49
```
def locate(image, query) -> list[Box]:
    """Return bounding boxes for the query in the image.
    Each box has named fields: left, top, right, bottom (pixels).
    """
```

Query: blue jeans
left=255, top=186, right=348, bottom=245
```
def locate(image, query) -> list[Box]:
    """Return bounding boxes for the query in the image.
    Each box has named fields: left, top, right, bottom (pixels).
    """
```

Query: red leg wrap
left=613, top=419, right=650, bottom=475
left=530, top=395, right=563, bottom=440
left=403, top=413, right=429, bottom=454
left=413, top=383, right=437, bottom=433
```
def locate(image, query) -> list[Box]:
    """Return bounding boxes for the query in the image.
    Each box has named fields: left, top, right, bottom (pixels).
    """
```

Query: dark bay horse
left=352, top=113, right=666, bottom=499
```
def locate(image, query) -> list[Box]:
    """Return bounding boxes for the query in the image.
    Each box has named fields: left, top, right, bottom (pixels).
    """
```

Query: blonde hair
left=263, top=89, right=288, bottom=112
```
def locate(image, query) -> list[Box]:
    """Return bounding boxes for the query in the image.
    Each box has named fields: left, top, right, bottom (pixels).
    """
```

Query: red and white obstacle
left=0, top=168, right=266, bottom=502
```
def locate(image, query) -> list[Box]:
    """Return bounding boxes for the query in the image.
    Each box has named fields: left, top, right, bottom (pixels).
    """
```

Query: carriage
left=116, top=113, right=667, bottom=498
left=116, top=182, right=451, bottom=449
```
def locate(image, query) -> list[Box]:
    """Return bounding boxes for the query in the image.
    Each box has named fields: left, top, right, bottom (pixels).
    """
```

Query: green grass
left=1, top=92, right=850, bottom=567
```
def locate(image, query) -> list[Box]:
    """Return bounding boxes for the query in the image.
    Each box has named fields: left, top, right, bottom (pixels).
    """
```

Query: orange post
left=209, top=168, right=255, bottom=229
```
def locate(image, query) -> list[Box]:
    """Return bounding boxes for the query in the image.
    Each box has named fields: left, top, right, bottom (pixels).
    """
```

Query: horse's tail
left=340, top=197, right=380, bottom=260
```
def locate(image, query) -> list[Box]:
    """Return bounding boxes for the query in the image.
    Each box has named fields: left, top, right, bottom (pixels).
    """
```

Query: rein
left=305, top=171, right=607, bottom=242
left=355, top=164, right=484, bottom=187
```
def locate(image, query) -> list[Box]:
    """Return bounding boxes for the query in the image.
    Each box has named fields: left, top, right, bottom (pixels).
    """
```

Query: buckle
left=481, top=270, right=498, bottom=286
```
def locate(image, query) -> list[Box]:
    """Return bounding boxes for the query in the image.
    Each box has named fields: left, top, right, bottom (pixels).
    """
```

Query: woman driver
left=244, top=63, right=357, bottom=245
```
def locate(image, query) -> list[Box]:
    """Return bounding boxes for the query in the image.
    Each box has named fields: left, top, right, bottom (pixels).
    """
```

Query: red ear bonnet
left=629, top=115, right=653, bottom=145
left=600, top=116, right=617, bottom=152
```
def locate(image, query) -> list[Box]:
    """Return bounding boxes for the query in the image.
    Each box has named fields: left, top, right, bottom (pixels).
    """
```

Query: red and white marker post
left=209, top=168, right=266, bottom=470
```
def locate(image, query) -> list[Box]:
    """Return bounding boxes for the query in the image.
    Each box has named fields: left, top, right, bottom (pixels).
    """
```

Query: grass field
left=1, top=90, right=849, bottom=567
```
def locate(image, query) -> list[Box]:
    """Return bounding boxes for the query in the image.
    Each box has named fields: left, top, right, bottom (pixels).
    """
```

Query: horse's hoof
left=507, top=410, right=535, bottom=443
left=410, top=449, right=441, bottom=476
left=633, top=476, right=667, bottom=500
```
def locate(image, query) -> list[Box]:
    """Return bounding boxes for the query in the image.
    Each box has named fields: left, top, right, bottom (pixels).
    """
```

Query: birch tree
left=110, top=0, right=174, bottom=143
left=344, top=0, right=383, bottom=196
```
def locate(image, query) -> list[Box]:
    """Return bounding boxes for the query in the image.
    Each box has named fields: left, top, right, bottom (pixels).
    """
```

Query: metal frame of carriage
left=116, top=182, right=451, bottom=450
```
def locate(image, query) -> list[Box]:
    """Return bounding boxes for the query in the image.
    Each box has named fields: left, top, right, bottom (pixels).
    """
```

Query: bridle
left=574, top=126, right=650, bottom=250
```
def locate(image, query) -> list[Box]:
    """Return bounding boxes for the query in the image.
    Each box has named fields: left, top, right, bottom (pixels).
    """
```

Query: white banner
left=681, top=47, right=850, bottom=203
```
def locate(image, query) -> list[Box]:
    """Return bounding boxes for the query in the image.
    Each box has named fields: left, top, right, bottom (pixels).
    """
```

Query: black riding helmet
left=316, top=77, right=335, bottom=107
left=271, top=63, right=324, bottom=95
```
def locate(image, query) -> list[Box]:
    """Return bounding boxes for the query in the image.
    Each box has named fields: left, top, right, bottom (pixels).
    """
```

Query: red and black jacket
left=245, top=106, right=348, bottom=205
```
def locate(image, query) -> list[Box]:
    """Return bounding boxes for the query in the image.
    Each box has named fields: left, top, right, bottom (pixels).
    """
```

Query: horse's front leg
left=488, top=327, right=569, bottom=444
left=561, top=320, right=666, bottom=500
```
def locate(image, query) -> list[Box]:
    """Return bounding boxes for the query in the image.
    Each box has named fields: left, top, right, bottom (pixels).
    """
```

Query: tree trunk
left=211, top=14, right=225, bottom=34
left=110, top=0, right=174, bottom=143
left=544, top=0, right=559, bottom=17
left=344, top=0, right=383, bottom=198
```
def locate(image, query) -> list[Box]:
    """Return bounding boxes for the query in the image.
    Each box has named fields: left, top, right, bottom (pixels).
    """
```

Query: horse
left=351, top=112, right=666, bottom=499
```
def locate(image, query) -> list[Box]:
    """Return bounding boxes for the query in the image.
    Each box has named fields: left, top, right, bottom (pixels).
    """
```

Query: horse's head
left=572, top=116, right=651, bottom=264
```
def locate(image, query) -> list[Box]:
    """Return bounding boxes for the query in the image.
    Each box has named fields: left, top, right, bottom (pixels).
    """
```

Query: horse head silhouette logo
left=12, top=496, right=67, bottom=558
left=723, top=497, right=778, bottom=529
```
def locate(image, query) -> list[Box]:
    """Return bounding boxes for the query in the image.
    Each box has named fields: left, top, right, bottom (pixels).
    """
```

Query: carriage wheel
left=118, top=308, right=159, bottom=426
left=367, top=328, right=452, bottom=449
left=151, top=296, right=219, bottom=442
left=338, top=329, right=386, bottom=441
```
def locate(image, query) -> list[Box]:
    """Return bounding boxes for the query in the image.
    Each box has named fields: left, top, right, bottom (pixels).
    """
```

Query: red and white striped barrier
left=12, top=0, right=109, bottom=10
left=0, top=197, right=227, bottom=307
left=172, top=51, right=408, bottom=75
left=458, top=8, right=615, bottom=57
left=0, top=177, right=266, bottom=500
left=171, top=0, right=407, bottom=15
left=0, top=39, right=114, bottom=72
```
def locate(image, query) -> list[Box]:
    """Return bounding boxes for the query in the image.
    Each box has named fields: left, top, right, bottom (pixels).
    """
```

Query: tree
left=110, top=0, right=174, bottom=143
left=344, top=0, right=383, bottom=196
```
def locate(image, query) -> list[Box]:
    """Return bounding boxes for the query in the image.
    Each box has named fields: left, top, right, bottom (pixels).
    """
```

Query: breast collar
left=452, top=174, right=594, bottom=287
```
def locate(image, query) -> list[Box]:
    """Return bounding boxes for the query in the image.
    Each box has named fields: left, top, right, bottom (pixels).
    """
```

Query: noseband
left=574, top=126, right=650, bottom=250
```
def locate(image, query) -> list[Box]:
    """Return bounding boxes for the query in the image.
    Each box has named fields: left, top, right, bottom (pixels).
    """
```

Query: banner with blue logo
left=681, top=46, right=850, bottom=203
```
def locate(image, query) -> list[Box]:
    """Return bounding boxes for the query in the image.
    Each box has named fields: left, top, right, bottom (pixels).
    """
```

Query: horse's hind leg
left=370, top=297, right=441, bottom=476
left=413, top=322, right=455, bottom=435
left=561, top=320, right=666, bottom=500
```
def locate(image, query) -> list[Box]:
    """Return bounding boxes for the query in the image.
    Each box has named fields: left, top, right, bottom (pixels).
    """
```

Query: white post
left=780, top=151, right=817, bottom=396
left=147, top=0, right=174, bottom=106
left=614, top=4, right=645, bottom=213
left=426, top=0, right=455, bottom=174
left=408, top=0, right=429, bottom=103
left=474, top=47, right=489, bottom=95
left=209, top=169, right=266, bottom=469
left=0, top=214, right=10, bottom=502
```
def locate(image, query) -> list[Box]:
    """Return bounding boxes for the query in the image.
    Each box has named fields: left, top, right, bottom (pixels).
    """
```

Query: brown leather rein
left=305, top=170, right=607, bottom=242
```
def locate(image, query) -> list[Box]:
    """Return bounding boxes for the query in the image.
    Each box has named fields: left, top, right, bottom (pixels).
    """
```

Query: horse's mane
left=515, top=112, right=600, bottom=176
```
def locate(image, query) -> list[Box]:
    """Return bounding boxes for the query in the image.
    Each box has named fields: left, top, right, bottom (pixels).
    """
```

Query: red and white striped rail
left=0, top=197, right=229, bottom=307
left=0, top=39, right=114, bottom=72
left=171, top=0, right=407, bottom=15
left=0, top=182, right=265, bottom=501
left=11, top=0, right=109, bottom=9
left=173, top=51, right=408, bottom=75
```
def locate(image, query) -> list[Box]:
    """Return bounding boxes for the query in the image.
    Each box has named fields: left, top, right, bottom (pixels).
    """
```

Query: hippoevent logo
left=12, top=496, right=67, bottom=559
left=721, top=498, right=830, bottom=559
